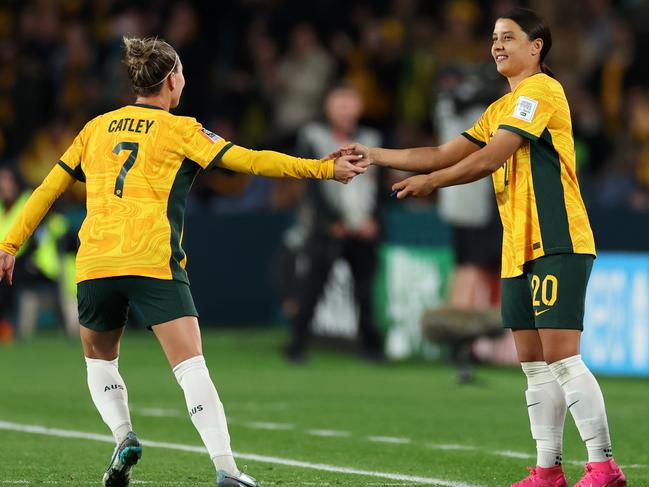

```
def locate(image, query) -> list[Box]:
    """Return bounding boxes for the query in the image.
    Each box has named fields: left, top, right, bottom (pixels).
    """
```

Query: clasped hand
left=326, top=143, right=436, bottom=198
left=328, top=150, right=369, bottom=184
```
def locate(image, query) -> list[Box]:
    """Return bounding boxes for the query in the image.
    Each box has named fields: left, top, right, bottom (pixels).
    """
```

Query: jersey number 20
left=113, top=142, right=139, bottom=198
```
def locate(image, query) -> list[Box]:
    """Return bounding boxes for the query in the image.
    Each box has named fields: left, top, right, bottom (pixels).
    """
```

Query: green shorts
left=77, top=276, right=198, bottom=331
left=501, top=253, right=594, bottom=331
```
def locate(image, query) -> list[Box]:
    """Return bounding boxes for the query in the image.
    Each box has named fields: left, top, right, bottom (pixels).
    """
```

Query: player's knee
left=544, top=350, right=577, bottom=365
left=517, top=349, right=545, bottom=363
left=167, top=348, right=203, bottom=369
left=83, top=344, right=119, bottom=360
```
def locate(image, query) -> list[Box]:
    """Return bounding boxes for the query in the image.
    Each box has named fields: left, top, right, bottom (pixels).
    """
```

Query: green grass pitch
left=0, top=328, right=647, bottom=486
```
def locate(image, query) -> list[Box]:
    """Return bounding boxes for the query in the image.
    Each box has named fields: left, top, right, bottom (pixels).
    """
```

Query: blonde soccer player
left=334, top=7, right=626, bottom=487
left=0, top=37, right=366, bottom=487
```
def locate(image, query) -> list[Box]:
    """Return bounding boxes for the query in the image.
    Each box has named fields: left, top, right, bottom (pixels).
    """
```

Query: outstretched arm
left=391, top=129, right=524, bottom=198
left=332, top=135, right=480, bottom=173
left=0, top=164, right=76, bottom=284
left=218, top=145, right=367, bottom=183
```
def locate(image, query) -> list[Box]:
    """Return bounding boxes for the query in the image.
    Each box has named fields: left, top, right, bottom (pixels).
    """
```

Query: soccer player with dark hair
left=335, top=8, right=626, bottom=487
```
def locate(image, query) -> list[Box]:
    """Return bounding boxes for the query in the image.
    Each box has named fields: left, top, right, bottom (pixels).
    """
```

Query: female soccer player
left=336, top=8, right=626, bottom=487
left=0, top=37, right=366, bottom=487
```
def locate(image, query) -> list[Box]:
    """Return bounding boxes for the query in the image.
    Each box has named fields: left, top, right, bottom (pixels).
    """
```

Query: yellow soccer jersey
left=1, top=104, right=334, bottom=283
left=462, top=73, right=595, bottom=278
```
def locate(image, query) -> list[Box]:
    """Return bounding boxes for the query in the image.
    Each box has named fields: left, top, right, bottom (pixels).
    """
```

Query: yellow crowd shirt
left=462, top=73, right=595, bottom=278
left=0, top=104, right=334, bottom=283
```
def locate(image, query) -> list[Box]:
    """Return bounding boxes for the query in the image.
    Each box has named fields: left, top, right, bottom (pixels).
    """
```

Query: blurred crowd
left=1, top=0, right=648, bottom=363
left=1, top=0, right=649, bottom=212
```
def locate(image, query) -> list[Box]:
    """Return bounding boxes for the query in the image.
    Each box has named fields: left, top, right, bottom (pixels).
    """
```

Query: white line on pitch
left=307, top=429, right=351, bottom=438
left=367, top=436, right=412, bottom=444
left=425, top=443, right=477, bottom=451
left=493, top=450, right=532, bottom=459
left=0, top=420, right=484, bottom=487
left=227, top=401, right=290, bottom=412
left=131, top=410, right=649, bottom=470
left=244, top=421, right=294, bottom=430
left=133, top=407, right=183, bottom=418
left=130, top=410, right=649, bottom=471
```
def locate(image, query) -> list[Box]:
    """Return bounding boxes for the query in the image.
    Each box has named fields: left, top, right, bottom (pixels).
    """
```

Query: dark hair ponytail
left=541, top=63, right=555, bottom=78
left=500, top=7, right=554, bottom=78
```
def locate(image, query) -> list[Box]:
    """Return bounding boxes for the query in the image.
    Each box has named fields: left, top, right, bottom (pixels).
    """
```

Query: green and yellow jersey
left=463, top=73, right=595, bottom=278
left=0, top=104, right=334, bottom=283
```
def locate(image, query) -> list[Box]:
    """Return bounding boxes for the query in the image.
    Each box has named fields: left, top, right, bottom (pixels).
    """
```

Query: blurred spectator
left=434, top=0, right=483, bottom=71
left=10, top=2, right=60, bottom=157
left=344, top=8, right=403, bottom=132
left=435, top=64, right=503, bottom=311
left=424, top=63, right=505, bottom=382
left=394, top=13, right=436, bottom=129
left=19, top=115, right=75, bottom=188
left=53, top=22, right=101, bottom=120
left=164, top=1, right=208, bottom=118
left=0, top=165, right=76, bottom=341
left=628, top=88, right=649, bottom=210
left=272, top=23, right=334, bottom=138
left=282, top=83, right=385, bottom=363
left=0, top=166, right=27, bottom=342
left=587, top=17, right=635, bottom=136
left=0, top=167, right=44, bottom=340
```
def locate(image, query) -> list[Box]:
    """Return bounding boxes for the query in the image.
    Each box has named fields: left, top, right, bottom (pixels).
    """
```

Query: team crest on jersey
left=512, top=96, right=538, bottom=123
left=201, top=128, right=222, bottom=143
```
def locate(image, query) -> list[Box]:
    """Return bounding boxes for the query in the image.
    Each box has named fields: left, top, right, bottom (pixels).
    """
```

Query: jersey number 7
left=113, top=142, right=139, bottom=198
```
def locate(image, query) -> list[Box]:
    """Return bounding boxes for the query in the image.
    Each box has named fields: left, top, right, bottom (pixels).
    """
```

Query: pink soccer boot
left=511, top=465, right=568, bottom=487
left=573, top=459, right=626, bottom=487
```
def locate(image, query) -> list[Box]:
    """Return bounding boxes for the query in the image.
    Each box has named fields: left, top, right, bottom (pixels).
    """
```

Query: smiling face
left=492, top=18, right=543, bottom=79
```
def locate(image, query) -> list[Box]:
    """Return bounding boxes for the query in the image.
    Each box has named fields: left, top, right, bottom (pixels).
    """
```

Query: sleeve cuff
left=325, top=159, right=335, bottom=179
left=205, top=142, right=234, bottom=171
left=57, top=160, right=86, bottom=182
left=461, top=132, right=486, bottom=148
left=0, top=242, right=17, bottom=256
left=498, top=124, right=539, bottom=142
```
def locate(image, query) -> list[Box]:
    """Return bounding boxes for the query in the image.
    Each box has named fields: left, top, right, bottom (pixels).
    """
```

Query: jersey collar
left=131, top=103, right=165, bottom=110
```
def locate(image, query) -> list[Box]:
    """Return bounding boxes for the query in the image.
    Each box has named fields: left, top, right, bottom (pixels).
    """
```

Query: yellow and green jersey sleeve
left=182, top=120, right=234, bottom=170
left=218, top=145, right=334, bottom=180
left=497, top=77, right=557, bottom=141
left=179, top=119, right=334, bottom=179
left=462, top=111, right=489, bottom=148
left=0, top=165, right=76, bottom=255
left=459, top=74, right=595, bottom=278
left=58, top=120, right=90, bottom=181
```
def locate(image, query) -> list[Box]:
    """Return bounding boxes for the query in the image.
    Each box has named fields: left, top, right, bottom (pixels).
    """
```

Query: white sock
left=85, top=357, right=132, bottom=444
left=521, top=361, right=566, bottom=468
left=549, top=355, right=613, bottom=463
left=173, top=355, right=238, bottom=474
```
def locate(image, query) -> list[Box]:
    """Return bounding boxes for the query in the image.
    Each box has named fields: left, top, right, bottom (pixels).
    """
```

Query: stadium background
left=5, top=0, right=649, bottom=367
left=3, top=0, right=649, bottom=369
left=1, top=1, right=649, bottom=485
